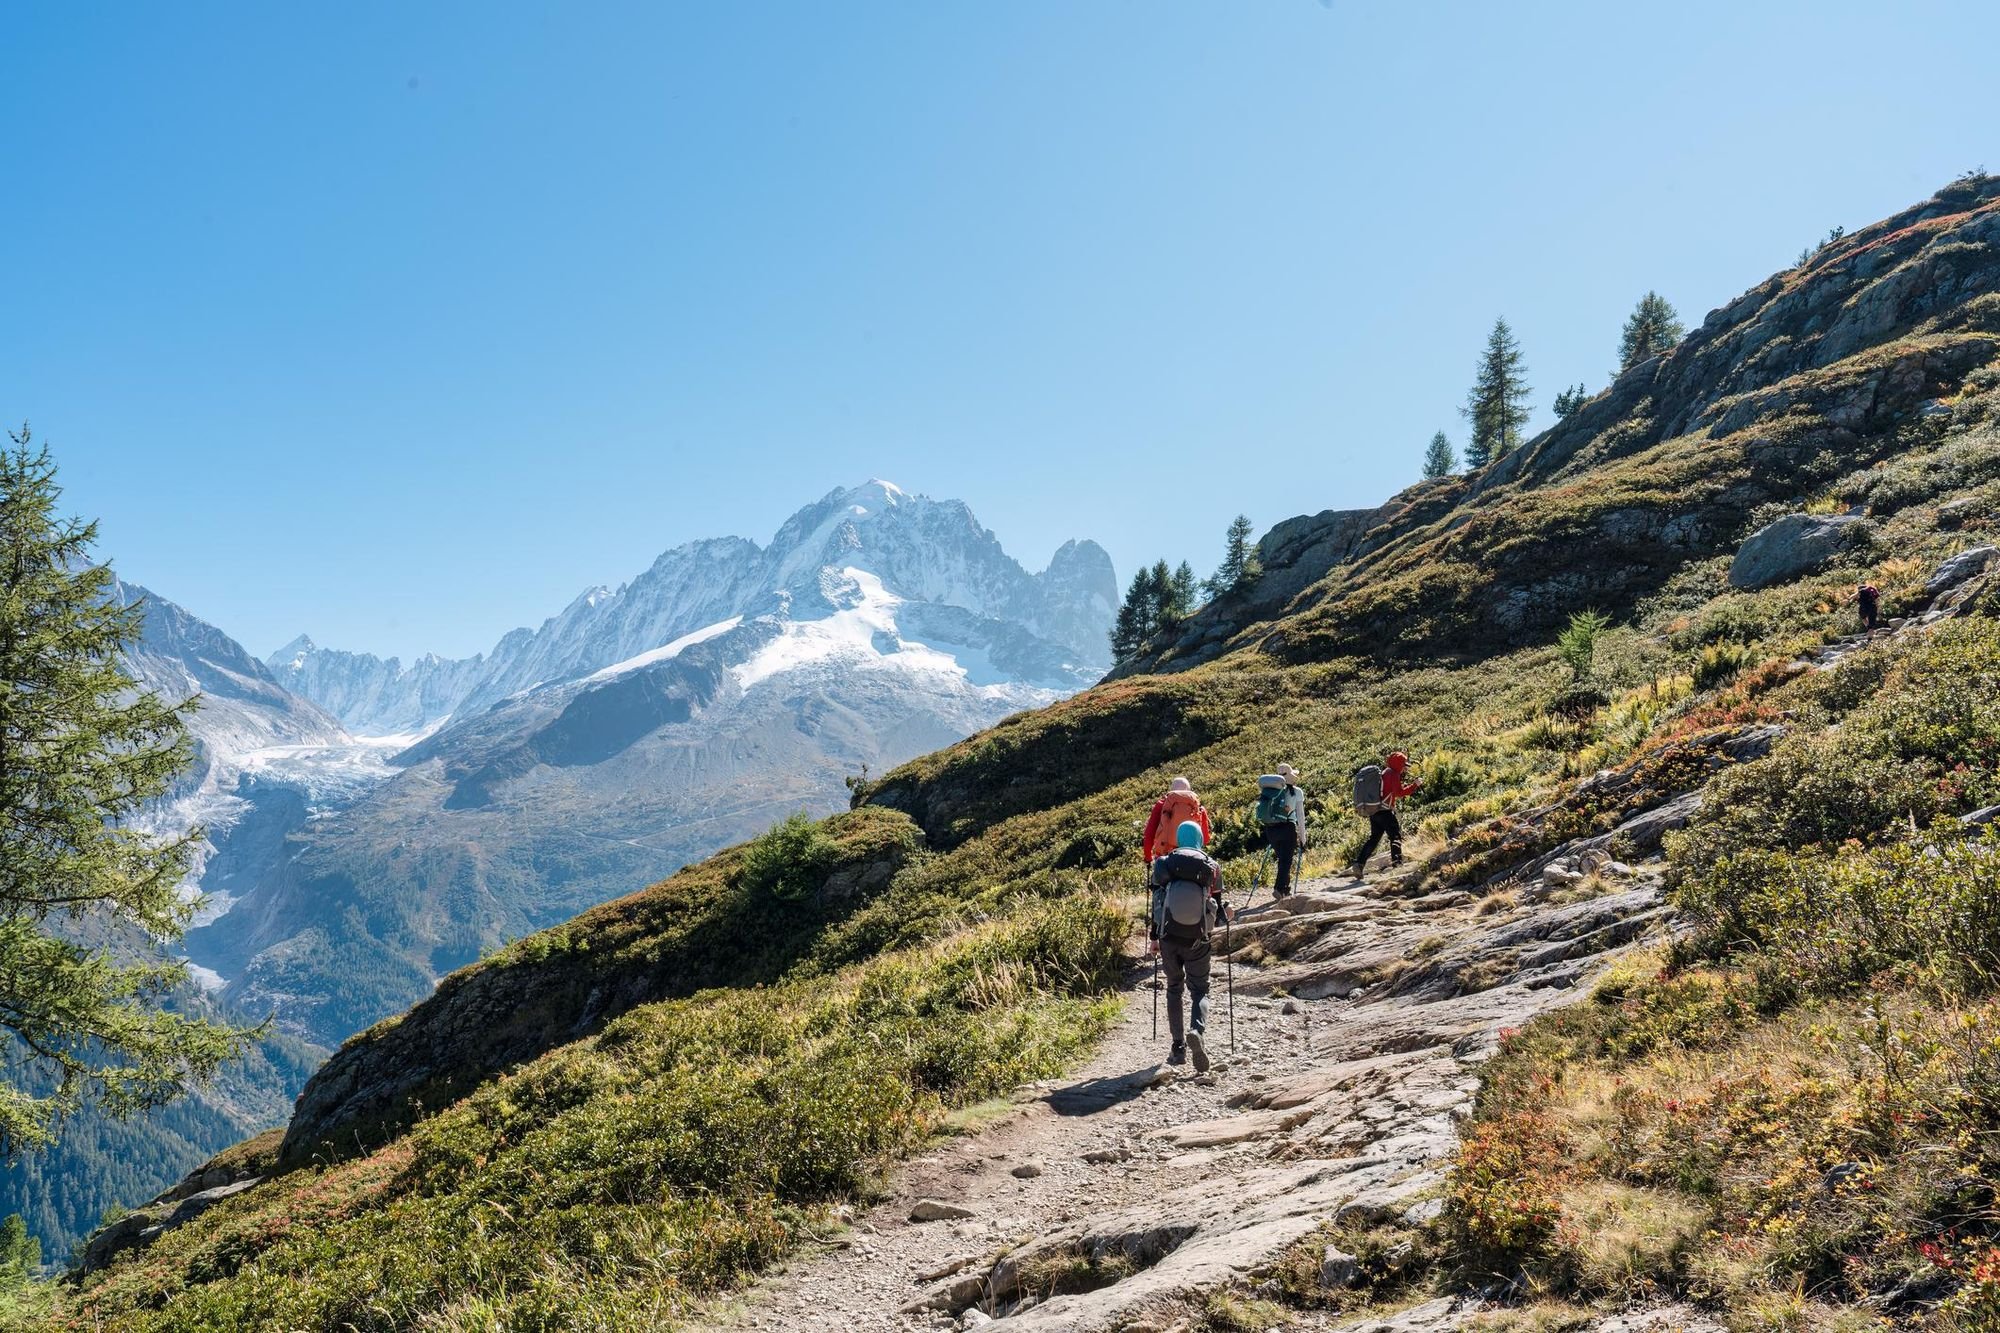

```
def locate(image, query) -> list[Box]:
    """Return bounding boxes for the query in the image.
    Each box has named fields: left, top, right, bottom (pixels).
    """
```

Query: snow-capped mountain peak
left=273, top=481, right=1114, bottom=736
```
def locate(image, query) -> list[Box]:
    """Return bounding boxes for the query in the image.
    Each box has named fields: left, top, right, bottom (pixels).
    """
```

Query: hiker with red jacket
left=1142, top=776, right=1211, bottom=864
left=1349, top=751, right=1421, bottom=879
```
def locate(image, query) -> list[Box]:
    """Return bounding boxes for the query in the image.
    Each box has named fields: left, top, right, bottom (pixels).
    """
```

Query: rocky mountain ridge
left=271, top=481, right=1117, bottom=735
left=182, top=483, right=1119, bottom=1046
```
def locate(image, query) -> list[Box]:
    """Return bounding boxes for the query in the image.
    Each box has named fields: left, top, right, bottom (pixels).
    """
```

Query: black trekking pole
left=1225, top=888, right=1236, bottom=1054
left=1147, top=866, right=1158, bottom=1041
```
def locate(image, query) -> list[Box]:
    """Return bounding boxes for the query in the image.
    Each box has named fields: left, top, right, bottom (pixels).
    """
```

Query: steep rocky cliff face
left=1126, top=175, right=2000, bottom=674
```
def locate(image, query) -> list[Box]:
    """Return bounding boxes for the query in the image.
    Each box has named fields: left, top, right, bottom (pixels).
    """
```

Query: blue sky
left=4, top=2, right=1997, bottom=661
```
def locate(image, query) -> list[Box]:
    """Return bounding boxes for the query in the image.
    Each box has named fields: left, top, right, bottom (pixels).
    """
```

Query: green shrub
left=1442, top=1110, right=1572, bottom=1273
left=1692, top=640, right=1753, bottom=690
left=1682, top=833, right=2000, bottom=997
left=1557, top=610, right=1610, bottom=682
left=738, top=812, right=838, bottom=902
left=1053, top=823, right=1132, bottom=871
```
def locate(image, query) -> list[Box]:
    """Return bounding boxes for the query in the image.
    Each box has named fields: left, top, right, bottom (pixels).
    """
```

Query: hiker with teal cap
left=1147, top=819, right=1229, bottom=1072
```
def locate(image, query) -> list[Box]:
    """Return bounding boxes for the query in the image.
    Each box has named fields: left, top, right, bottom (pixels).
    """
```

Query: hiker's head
left=1386, top=751, right=1408, bottom=772
left=1175, top=820, right=1205, bottom=849
left=1168, top=776, right=1193, bottom=794
left=1275, top=763, right=1298, bottom=784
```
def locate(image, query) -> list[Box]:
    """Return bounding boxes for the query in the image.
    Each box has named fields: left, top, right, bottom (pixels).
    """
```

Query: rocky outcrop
left=74, top=1131, right=281, bottom=1276
left=1925, top=544, right=1998, bottom=597
left=1123, top=177, right=2000, bottom=677
left=1728, top=512, right=1870, bottom=589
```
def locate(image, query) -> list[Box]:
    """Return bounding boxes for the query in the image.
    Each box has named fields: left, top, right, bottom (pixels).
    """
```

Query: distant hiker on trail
left=1350, top=751, right=1421, bottom=879
left=1857, top=580, right=1881, bottom=634
left=1142, top=776, right=1211, bottom=864
left=1148, top=820, right=1229, bottom=1073
left=1255, top=764, right=1307, bottom=897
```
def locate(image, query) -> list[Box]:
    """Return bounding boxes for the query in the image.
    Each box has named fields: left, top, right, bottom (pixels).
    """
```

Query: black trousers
left=1356, top=809, right=1403, bottom=870
left=1262, top=820, right=1299, bottom=895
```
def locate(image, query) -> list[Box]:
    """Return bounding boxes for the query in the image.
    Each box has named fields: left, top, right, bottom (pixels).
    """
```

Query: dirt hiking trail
left=708, top=860, right=1694, bottom=1333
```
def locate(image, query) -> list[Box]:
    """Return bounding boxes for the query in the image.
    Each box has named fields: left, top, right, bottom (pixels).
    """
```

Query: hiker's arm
left=1140, top=804, right=1161, bottom=860
left=1148, top=884, right=1164, bottom=940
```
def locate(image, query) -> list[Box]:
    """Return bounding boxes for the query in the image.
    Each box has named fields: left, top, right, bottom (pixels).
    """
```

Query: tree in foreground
left=1462, top=318, right=1532, bottom=469
left=0, top=431, right=251, bottom=1156
left=1421, top=431, right=1457, bottom=480
left=1203, top=515, right=1261, bottom=598
left=1617, top=292, right=1684, bottom=372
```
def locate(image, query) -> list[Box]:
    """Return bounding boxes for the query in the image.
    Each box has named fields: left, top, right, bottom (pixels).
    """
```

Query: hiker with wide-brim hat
left=1254, top=763, right=1307, bottom=897
left=1147, top=819, right=1229, bottom=1073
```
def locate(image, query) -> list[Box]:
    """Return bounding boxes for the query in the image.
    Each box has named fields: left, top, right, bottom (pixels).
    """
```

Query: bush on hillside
left=1053, top=823, right=1132, bottom=871
left=739, top=812, right=838, bottom=902
left=1691, top=641, right=1752, bottom=690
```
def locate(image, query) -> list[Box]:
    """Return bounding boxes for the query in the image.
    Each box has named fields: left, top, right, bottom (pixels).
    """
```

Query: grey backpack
left=1164, top=879, right=1210, bottom=935
left=1353, top=764, right=1385, bottom=815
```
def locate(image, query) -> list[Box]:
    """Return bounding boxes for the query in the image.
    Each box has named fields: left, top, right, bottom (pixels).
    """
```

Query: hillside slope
left=48, top=176, right=2000, bottom=1331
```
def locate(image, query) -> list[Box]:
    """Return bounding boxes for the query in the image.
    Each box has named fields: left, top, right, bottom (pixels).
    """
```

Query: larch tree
left=1421, top=431, right=1457, bottom=479
left=0, top=431, right=251, bottom=1156
left=1617, top=292, right=1685, bottom=372
left=1203, top=515, right=1260, bottom=597
left=1462, top=318, right=1532, bottom=469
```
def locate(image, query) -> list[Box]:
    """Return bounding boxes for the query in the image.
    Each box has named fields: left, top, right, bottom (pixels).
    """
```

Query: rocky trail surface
left=709, top=861, right=1689, bottom=1333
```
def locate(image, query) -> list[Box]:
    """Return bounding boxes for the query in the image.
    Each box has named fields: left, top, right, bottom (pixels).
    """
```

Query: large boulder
left=1728, top=513, right=1867, bottom=590
left=1925, top=545, right=1997, bottom=599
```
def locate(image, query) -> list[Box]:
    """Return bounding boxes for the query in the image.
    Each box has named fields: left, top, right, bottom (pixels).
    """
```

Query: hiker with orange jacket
left=1350, top=751, right=1422, bottom=879
left=1142, top=777, right=1211, bottom=864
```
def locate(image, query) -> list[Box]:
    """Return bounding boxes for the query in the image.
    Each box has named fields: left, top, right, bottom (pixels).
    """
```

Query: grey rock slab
left=1927, top=545, right=1998, bottom=598
left=1728, top=512, right=1866, bottom=590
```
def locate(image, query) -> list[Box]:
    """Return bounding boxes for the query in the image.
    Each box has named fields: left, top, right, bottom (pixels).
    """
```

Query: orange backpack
left=1149, top=790, right=1202, bottom=857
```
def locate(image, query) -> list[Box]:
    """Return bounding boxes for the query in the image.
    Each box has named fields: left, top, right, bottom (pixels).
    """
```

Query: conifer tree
left=1553, top=383, right=1589, bottom=419
left=1462, top=318, right=1532, bottom=469
left=1157, top=559, right=1199, bottom=632
left=1203, top=515, right=1260, bottom=597
left=0, top=1213, right=35, bottom=1288
left=1421, top=431, right=1457, bottom=479
left=1617, top=292, right=1684, bottom=372
left=0, top=431, right=250, bottom=1156
left=1109, top=564, right=1159, bottom=663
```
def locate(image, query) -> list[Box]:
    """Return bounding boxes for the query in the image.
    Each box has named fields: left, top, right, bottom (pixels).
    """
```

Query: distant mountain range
left=130, top=480, right=1116, bottom=1046
left=268, top=480, right=1114, bottom=735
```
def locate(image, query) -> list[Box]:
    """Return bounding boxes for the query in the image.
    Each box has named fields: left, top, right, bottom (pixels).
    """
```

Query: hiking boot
left=1187, top=1031, right=1210, bottom=1074
left=1167, top=1042, right=1187, bottom=1066
left=1348, top=862, right=1366, bottom=881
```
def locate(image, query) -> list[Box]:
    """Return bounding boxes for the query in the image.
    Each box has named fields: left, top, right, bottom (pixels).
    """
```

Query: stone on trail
left=1319, top=1244, right=1360, bottom=1288
left=1280, top=999, right=1302, bottom=1015
left=910, top=1199, right=976, bottom=1223
left=1010, top=1161, right=1044, bottom=1179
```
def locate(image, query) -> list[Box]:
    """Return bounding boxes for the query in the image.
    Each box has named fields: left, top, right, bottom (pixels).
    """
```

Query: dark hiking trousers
left=1356, top=809, right=1404, bottom=871
left=1159, top=933, right=1212, bottom=1045
left=1261, top=820, right=1300, bottom=896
